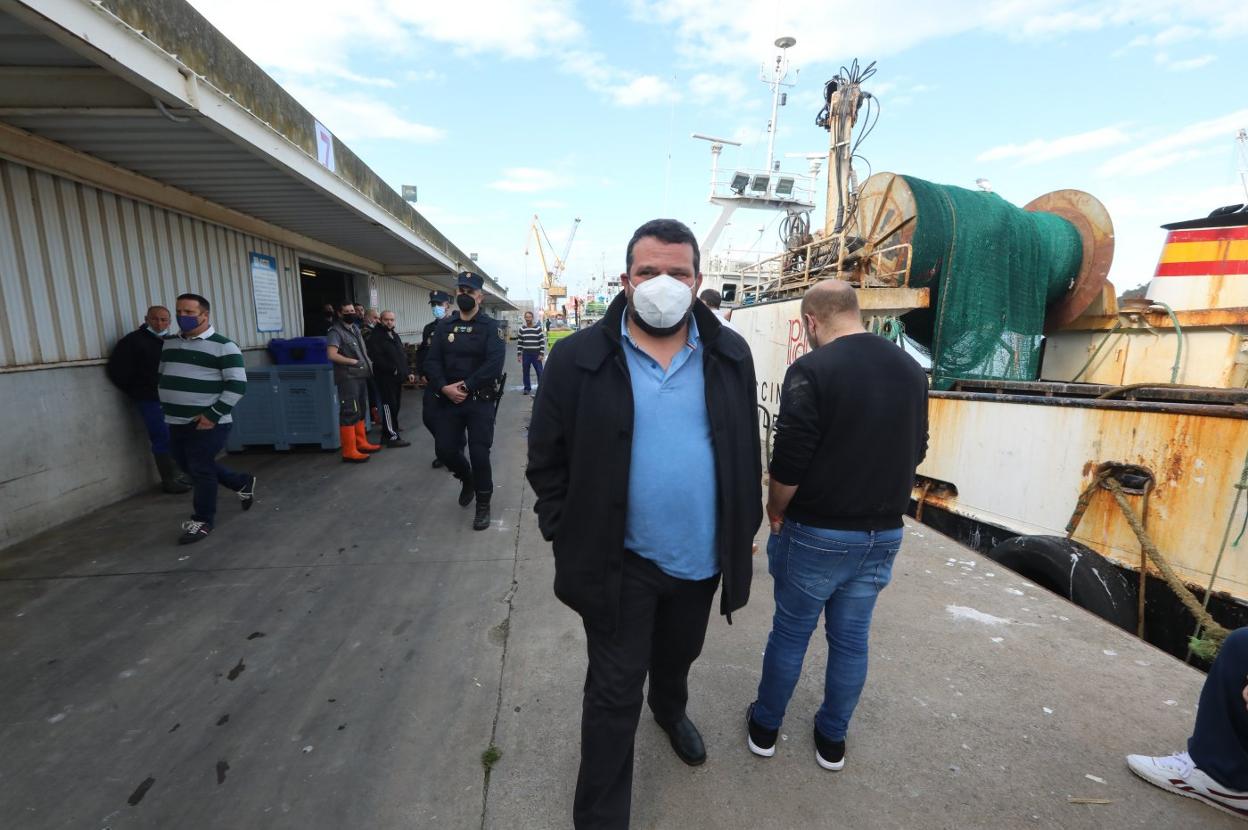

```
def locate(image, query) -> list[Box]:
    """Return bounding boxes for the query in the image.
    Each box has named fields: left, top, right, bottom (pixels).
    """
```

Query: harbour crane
left=525, top=215, right=581, bottom=317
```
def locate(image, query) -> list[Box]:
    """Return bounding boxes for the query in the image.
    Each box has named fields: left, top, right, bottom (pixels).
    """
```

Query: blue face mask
left=176, top=315, right=201, bottom=333
left=432, top=305, right=447, bottom=319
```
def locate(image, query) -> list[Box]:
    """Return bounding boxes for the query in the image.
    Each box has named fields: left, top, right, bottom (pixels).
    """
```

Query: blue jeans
left=521, top=351, right=543, bottom=391
left=1190, top=627, right=1248, bottom=790
left=168, top=422, right=250, bottom=526
left=136, top=399, right=171, bottom=454
left=754, top=521, right=903, bottom=741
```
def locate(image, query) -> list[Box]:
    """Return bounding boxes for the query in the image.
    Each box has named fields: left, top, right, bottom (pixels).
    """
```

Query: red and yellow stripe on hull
left=1154, top=226, right=1248, bottom=277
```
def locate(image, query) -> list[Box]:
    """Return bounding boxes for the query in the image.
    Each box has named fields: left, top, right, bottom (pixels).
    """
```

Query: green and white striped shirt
left=158, top=326, right=247, bottom=425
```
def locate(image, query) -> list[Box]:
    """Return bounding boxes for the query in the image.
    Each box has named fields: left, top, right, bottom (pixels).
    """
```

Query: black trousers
left=377, top=375, right=403, bottom=439
left=433, top=397, right=496, bottom=493
left=574, top=551, right=720, bottom=830
left=421, top=388, right=439, bottom=439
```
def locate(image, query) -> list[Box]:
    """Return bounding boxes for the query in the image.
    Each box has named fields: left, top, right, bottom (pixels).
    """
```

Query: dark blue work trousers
left=136, top=399, right=171, bottom=454
left=434, top=397, right=495, bottom=493
left=168, top=422, right=249, bottom=526
left=1190, top=627, right=1248, bottom=790
left=521, top=351, right=543, bottom=392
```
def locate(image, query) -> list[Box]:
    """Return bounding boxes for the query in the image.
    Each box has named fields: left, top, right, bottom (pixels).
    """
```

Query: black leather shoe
left=431, top=458, right=444, bottom=469
left=657, top=715, right=706, bottom=766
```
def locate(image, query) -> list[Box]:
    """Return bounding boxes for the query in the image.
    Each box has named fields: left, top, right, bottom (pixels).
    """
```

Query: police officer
left=415, top=290, right=453, bottom=468
left=424, top=272, right=505, bottom=531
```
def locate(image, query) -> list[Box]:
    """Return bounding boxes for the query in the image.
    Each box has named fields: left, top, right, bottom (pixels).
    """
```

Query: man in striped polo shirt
left=517, top=310, right=545, bottom=395
left=159, top=293, right=256, bottom=545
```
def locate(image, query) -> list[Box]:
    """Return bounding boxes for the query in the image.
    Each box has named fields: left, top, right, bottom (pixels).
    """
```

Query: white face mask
left=630, top=274, right=693, bottom=330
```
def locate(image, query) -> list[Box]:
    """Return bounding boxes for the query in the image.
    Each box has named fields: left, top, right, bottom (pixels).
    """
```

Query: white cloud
left=490, top=168, right=569, bottom=193
left=1098, top=108, right=1248, bottom=177
left=978, top=126, right=1130, bottom=165
left=626, top=0, right=1248, bottom=67
left=386, top=1, right=583, bottom=59
left=1155, top=53, right=1217, bottom=71
left=190, top=0, right=675, bottom=110
left=610, top=75, right=679, bottom=107
left=281, top=83, right=443, bottom=142
left=533, top=199, right=568, bottom=209
left=689, top=73, right=748, bottom=105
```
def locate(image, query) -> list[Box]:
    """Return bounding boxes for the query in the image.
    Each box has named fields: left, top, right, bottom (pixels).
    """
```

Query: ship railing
left=739, top=236, right=914, bottom=302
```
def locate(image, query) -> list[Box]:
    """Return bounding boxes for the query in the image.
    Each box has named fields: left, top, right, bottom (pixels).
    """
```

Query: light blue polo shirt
left=621, top=315, right=719, bottom=580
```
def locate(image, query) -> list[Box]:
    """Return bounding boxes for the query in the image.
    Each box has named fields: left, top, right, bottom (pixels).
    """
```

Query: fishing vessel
left=729, top=54, right=1248, bottom=662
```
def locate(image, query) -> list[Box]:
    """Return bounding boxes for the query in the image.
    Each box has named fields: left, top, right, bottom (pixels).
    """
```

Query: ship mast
left=1236, top=128, right=1248, bottom=202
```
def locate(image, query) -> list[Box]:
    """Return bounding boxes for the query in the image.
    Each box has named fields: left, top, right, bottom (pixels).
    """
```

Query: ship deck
left=0, top=379, right=1234, bottom=829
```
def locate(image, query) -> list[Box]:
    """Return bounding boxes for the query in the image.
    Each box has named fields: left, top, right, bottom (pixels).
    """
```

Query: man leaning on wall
left=106, top=304, right=190, bottom=494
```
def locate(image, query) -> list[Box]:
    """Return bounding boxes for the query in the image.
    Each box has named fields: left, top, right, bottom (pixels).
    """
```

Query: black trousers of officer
left=574, top=550, right=720, bottom=830
left=377, top=374, right=403, bottom=439
left=434, top=396, right=495, bottom=492
left=421, top=387, right=440, bottom=438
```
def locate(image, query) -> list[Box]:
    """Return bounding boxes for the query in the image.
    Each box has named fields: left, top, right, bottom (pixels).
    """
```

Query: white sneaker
left=1126, top=750, right=1248, bottom=821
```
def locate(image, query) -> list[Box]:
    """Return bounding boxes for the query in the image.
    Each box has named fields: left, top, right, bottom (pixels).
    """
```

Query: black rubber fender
left=986, top=535, right=1138, bottom=632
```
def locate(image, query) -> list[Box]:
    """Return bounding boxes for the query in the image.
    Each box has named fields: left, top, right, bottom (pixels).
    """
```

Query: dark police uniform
left=424, top=273, right=505, bottom=527
left=415, top=291, right=453, bottom=454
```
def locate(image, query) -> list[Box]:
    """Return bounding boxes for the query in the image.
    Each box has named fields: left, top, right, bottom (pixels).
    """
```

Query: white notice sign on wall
left=249, top=252, right=283, bottom=333
left=314, top=120, right=336, bottom=172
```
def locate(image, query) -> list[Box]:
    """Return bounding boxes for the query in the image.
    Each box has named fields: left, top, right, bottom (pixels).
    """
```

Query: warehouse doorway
left=298, top=259, right=361, bottom=336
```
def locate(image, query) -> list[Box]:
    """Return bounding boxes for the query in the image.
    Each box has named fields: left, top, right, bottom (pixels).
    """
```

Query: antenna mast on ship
left=1236, top=128, right=1248, bottom=202
left=691, top=36, right=814, bottom=258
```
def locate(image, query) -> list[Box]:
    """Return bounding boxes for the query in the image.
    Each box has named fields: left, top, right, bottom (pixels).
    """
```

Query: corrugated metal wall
left=374, top=275, right=434, bottom=338
left=0, top=158, right=303, bottom=368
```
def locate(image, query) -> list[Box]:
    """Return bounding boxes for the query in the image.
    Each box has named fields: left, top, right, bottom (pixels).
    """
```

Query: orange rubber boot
left=340, top=425, right=370, bottom=463
left=355, top=420, right=381, bottom=453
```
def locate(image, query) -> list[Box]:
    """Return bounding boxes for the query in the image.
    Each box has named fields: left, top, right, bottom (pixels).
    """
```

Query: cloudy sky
left=186, top=0, right=1247, bottom=301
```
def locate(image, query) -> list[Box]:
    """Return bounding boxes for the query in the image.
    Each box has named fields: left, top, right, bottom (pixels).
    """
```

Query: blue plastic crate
left=227, top=365, right=341, bottom=451
left=268, top=336, right=329, bottom=365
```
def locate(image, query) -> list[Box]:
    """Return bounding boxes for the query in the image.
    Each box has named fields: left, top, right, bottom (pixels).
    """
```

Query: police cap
left=456, top=271, right=485, bottom=291
left=429, top=290, right=451, bottom=304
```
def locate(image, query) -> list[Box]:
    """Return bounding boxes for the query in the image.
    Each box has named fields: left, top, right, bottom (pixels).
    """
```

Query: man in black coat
left=367, top=309, right=413, bottom=447
left=527, top=218, right=763, bottom=829
left=106, top=305, right=190, bottom=494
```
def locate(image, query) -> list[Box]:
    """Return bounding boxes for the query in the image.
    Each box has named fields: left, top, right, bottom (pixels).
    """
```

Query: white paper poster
left=314, top=120, right=336, bottom=172
left=249, top=252, right=283, bottom=333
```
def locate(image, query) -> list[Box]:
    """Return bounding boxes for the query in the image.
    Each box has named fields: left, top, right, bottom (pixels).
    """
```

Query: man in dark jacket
left=746, top=280, right=928, bottom=772
left=367, top=309, right=413, bottom=447
left=527, top=218, right=762, bottom=829
left=106, top=305, right=189, bottom=494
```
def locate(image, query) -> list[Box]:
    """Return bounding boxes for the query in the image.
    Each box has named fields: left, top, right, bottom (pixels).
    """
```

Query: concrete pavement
left=0, top=383, right=1235, bottom=829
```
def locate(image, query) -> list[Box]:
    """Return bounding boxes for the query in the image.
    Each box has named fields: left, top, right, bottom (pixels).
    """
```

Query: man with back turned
left=746, top=280, right=928, bottom=772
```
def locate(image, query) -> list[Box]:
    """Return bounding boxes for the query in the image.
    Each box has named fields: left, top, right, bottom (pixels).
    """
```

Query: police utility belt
left=443, top=380, right=501, bottom=401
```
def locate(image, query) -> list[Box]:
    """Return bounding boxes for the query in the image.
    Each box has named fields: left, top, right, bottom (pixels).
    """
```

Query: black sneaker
left=384, top=438, right=411, bottom=448
left=746, top=702, right=777, bottom=758
left=238, top=476, right=256, bottom=511
left=814, top=725, right=845, bottom=771
left=431, top=458, right=444, bottom=469
left=178, top=520, right=211, bottom=545
left=458, top=477, right=476, bottom=507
